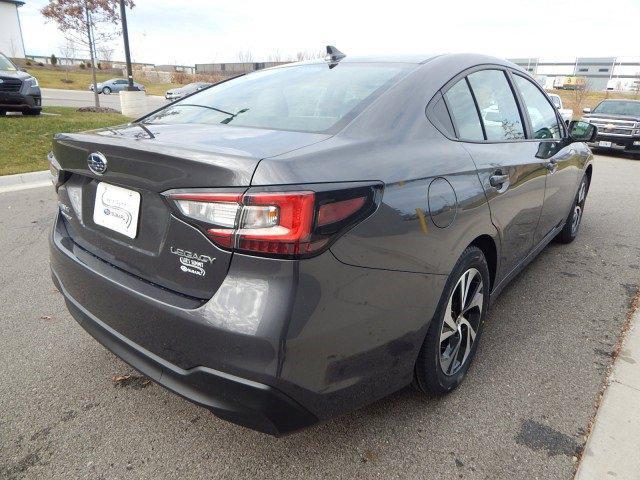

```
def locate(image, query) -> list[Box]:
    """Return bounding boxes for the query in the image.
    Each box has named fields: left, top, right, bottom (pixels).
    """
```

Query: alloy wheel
left=439, top=268, right=484, bottom=376
left=571, top=179, right=587, bottom=235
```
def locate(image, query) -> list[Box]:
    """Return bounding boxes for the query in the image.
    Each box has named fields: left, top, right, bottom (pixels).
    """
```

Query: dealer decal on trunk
left=170, top=246, right=215, bottom=277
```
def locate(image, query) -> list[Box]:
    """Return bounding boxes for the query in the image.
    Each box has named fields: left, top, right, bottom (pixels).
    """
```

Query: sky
left=18, top=0, right=640, bottom=65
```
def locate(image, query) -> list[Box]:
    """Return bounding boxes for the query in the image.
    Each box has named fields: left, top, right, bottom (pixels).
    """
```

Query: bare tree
left=633, top=71, right=640, bottom=100
left=97, top=44, right=113, bottom=68
left=269, top=49, right=282, bottom=62
left=295, top=49, right=324, bottom=61
left=568, top=78, right=592, bottom=114
left=41, top=0, right=135, bottom=107
left=237, top=50, right=254, bottom=63
left=59, top=36, right=78, bottom=82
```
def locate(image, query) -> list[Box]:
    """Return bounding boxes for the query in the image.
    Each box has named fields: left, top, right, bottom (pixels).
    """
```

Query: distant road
left=42, top=88, right=168, bottom=114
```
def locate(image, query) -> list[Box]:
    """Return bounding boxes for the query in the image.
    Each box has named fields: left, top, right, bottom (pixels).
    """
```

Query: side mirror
left=568, top=120, right=597, bottom=143
left=582, top=107, right=591, bottom=114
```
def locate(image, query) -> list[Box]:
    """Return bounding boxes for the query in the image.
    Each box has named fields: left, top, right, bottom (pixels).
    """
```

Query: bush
left=50, top=54, right=58, bottom=66
left=79, top=63, right=86, bottom=69
left=25, top=60, right=32, bottom=66
left=37, top=62, right=44, bottom=67
left=171, top=71, right=224, bottom=85
left=97, top=62, right=102, bottom=70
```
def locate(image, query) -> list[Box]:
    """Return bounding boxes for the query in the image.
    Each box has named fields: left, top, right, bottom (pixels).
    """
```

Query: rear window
left=144, top=63, right=412, bottom=133
left=593, top=100, right=640, bottom=117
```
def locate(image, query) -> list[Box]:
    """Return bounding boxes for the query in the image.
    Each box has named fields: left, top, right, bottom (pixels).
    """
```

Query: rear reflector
left=165, top=184, right=381, bottom=258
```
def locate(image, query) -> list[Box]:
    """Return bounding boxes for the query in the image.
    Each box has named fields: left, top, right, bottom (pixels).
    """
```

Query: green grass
left=0, top=106, right=130, bottom=176
left=25, top=65, right=184, bottom=96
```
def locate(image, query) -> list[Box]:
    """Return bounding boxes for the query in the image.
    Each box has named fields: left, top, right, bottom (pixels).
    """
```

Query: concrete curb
left=0, top=170, right=51, bottom=194
left=575, top=304, right=640, bottom=480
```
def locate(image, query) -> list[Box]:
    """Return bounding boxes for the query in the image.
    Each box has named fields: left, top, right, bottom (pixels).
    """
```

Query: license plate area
left=93, top=182, right=141, bottom=239
left=598, top=141, right=612, bottom=147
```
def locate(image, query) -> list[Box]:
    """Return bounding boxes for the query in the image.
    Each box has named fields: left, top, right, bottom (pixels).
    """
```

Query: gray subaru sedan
left=49, top=48, right=596, bottom=435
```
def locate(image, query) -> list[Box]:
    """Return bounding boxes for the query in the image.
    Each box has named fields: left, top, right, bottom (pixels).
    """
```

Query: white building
left=509, top=57, right=640, bottom=91
left=0, top=0, right=25, bottom=58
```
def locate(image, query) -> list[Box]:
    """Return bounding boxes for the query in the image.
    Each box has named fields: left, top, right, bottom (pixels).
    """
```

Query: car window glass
left=428, top=93, right=455, bottom=138
left=593, top=100, right=640, bottom=116
left=443, top=79, right=484, bottom=141
left=467, top=70, right=525, bottom=141
left=513, top=75, right=561, bottom=140
left=0, top=54, right=17, bottom=71
left=144, top=63, right=412, bottom=133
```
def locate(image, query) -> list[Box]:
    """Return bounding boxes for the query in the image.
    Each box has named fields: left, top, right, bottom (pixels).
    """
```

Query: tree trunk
left=85, top=3, right=100, bottom=108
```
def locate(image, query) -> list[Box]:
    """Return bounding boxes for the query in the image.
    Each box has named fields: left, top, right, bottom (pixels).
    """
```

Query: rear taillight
left=165, top=184, right=382, bottom=258
left=48, top=151, right=67, bottom=191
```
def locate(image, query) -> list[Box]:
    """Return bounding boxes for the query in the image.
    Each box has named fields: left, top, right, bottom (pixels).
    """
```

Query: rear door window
left=443, top=79, right=484, bottom=141
left=513, top=75, right=562, bottom=139
left=467, top=70, right=525, bottom=141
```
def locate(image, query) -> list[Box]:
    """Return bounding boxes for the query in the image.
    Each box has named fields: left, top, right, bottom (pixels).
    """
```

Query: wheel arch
left=585, top=163, right=593, bottom=185
left=468, top=234, right=497, bottom=291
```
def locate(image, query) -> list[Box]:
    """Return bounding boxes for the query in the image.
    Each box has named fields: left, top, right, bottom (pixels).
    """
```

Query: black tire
left=556, top=174, right=589, bottom=244
left=102, top=86, right=111, bottom=95
left=414, top=246, right=490, bottom=396
left=0, top=110, right=6, bottom=116
left=22, top=109, right=41, bottom=116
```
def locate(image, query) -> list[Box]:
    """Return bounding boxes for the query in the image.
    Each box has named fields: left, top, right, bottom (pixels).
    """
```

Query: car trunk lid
left=53, top=122, right=330, bottom=299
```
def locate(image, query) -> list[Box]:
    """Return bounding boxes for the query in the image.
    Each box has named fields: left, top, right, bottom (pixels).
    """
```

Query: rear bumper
left=50, top=214, right=316, bottom=435
left=50, top=211, right=444, bottom=433
left=52, top=268, right=317, bottom=435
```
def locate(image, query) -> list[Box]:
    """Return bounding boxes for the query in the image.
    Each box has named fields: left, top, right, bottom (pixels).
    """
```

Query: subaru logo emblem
left=88, top=152, right=108, bottom=175
left=0, top=79, right=4, bottom=84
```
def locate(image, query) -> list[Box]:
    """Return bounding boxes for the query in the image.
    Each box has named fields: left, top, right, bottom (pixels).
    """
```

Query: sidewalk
left=0, top=170, right=50, bottom=194
left=575, top=302, right=640, bottom=480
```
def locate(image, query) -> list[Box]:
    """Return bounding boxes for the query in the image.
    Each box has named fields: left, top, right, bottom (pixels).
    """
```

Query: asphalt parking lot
left=1, top=154, right=639, bottom=480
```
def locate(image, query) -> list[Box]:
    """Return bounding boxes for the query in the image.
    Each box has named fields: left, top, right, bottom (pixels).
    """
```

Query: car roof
left=267, top=53, right=523, bottom=73
left=286, top=54, right=440, bottom=66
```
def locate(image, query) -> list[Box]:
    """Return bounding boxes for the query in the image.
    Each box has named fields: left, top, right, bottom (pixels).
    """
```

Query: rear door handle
left=489, top=174, right=509, bottom=188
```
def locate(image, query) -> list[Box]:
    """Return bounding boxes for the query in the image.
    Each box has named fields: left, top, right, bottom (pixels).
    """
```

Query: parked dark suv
left=582, top=99, right=640, bottom=157
left=0, top=52, right=42, bottom=116
left=49, top=51, right=596, bottom=435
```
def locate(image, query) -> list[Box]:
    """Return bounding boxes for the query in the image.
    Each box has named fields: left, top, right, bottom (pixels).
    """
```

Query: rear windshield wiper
left=176, top=104, right=250, bottom=124
left=178, top=103, right=236, bottom=117
left=220, top=108, right=249, bottom=124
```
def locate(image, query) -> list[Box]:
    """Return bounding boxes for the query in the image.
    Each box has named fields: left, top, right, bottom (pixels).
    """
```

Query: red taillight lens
left=165, top=185, right=381, bottom=258
left=317, top=196, right=366, bottom=227
left=236, top=192, right=316, bottom=255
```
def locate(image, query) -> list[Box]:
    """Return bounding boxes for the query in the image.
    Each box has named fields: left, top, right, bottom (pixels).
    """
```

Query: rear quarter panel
left=252, top=129, right=497, bottom=277
left=251, top=55, right=506, bottom=277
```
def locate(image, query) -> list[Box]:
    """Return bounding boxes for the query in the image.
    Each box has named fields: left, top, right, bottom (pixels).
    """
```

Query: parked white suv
left=548, top=94, right=573, bottom=125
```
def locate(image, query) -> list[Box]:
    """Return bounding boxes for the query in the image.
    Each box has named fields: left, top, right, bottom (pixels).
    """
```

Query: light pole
left=85, top=1, right=100, bottom=107
left=119, top=0, right=134, bottom=91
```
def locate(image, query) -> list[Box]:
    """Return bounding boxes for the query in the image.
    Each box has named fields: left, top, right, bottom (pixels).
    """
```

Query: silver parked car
left=89, top=78, right=145, bottom=95
left=165, top=82, right=212, bottom=100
